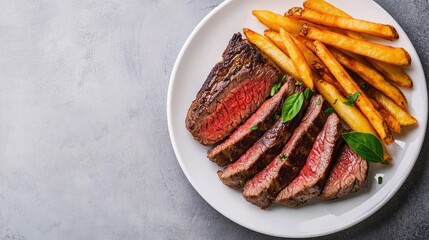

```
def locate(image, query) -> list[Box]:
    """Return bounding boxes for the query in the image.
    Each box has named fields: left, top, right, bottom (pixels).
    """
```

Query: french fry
left=313, top=41, right=393, bottom=145
left=301, top=25, right=411, bottom=66
left=252, top=10, right=303, bottom=35
left=328, top=47, right=407, bottom=109
left=304, top=0, right=413, bottom=88
left=315, top=80, right=391, bottom=162
left=265, top=30, right=345, bottom=93
left=369, top=89, right=418, bottom=126
left=243, top=28, right=299, bottom=78
left=370, top=98, right=401, bottom=133
left=279, top=28, right=314, bottom=91
left=286, top=7, right=398, bottom=40
left=367, top=59, right=413, bottom=88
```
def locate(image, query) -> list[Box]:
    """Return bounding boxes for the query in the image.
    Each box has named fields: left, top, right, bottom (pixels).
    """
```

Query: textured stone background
left=0, top=0, right=427, bottom=239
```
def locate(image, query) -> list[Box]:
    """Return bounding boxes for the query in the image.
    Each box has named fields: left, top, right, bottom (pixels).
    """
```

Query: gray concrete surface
left=0, top=0, right=427, bottom=239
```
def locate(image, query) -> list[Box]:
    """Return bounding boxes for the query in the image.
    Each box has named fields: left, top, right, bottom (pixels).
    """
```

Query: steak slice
left=320, top=145, right=368, bottom=200
left=243, top=95, right=328, bottom=209
left=217, top=91, right=308, bottom=189
left=275, top=113, right=344, bottom=207
left=208, top=76, right=303, bottom=167
left=186, top=33, right=282, bottom=145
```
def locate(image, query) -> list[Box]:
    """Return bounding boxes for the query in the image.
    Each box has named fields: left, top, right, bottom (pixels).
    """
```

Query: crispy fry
left=287, top=7, right=398, bottom=40
left=301, top=25, right=411, bottom=66
left=315, top=80, right=391, bottom=162
left=265, top=30, right=344, bottom=93
left=369, top=89, right=418, bottom=126
left=370, top=98, right=401, bottom=133
left=313, top=41, right=393, bottom=145
left=243, top=28, right=299, bottom=78
left=279, top=28, right=314, bottom=90
left=252, top=10, right=303, bottom=35
left=328, top=47, right=407, bottom=109
left=367, top=59, right=413, bottom=88
left=304, top=0, right=413, bottom=87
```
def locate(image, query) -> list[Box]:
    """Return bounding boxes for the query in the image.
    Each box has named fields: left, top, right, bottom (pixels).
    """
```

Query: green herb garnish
left=275, top=114, right=280, bottom=120
left=317, top=98, right=322, bottom=105
left=250, top=125, right=259, bottom=131
left=295, top=81, right=303, bottom=86
left=342, top=132, right=383, bottom=163
left=333, top=98, right=338, bottom=105
left=281, top=92, right=304, bottom=123
left=360, top=84, right=370, bottom=91
left=279, top=153, right=288, bottom=161
left=303, top=88, right=312, bottom=100
left=343, top=91, right=361, bottom=107
left=377, top=176, right=383, bottom=184
left=324, top=107, right=334, bottom=114
left=270, top=82, right=281, bottom=96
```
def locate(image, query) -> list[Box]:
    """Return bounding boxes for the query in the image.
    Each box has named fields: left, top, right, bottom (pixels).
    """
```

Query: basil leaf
left=342, top=132, right=383, bottom=163
left=324, top=107, right=334, bottom=114
left=270, top=82, right=281, bottom=96
left=303, top=88, right=312, bottom=100
left=282, top=92, right=304, bottom=123
left=344, top=91, right=360, bottom=106
left=317, top=98, right=321, bottom=105
left=250, top=125, right=259, bottom=131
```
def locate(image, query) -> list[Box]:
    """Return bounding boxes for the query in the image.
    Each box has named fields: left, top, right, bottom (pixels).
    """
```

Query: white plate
left=167, top=0, right=427, bottom=237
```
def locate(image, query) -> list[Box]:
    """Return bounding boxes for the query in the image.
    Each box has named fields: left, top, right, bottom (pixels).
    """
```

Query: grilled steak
left=218, top=89, right=308, bottom=189
left=275, top=113, right=344, bottom=207
left=243, top=95, right=328, bottom=209
left=186, top=33, right=282, bottom=145
left=208, top=77, right=303, bottom=167
left=320, top=145, right=368, bottom=200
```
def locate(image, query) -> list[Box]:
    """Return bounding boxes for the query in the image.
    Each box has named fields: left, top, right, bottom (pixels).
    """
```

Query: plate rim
left=166, top=0, right=428, bottom=237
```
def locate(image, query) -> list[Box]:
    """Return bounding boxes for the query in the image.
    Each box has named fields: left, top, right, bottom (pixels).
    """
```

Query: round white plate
left=167, top=0, right=427, bottom=237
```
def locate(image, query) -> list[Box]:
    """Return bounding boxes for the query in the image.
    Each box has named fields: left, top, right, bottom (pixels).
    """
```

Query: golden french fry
left=279, top=28, right=314, bottom=91
left=243, top=28, right=299, bottom=78
left=287, top=7, right=398, bottom=40
left=328, top=48, right=407, bottom=109
left=369, top=89, right=418, bottom=126
left=370, top=98, right=401, bottom=133
left=265, top=30, right=345, bottom=93
left=315, top=80, right=391, bottom=162
left=252, top=10, right=303, bottom=35
left=367, top=59, right=413, bottom=88
left=313, top=40, right=393, bottom=145
left=304, top=0, right=413, bottom=88
left=301, top=25, right=411, bottom=66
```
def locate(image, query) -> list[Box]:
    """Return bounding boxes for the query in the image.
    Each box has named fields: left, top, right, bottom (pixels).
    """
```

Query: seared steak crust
left=186, top=33, right=282, bottom=145
left=243, top=95, right=329, bottom=209
left=275, top=113, right=344, bottom=207
left=217, top=87, right=308, bottom=189
left=208, top=77, right=303, bottom=167
left=320, top=145, right=368, bottom=200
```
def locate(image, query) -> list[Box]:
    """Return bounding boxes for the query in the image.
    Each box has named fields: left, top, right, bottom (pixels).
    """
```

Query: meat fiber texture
left=218, top=85, right=308, bottom=189
left=185, top=33, right=282, bottom=146
left=275, top=113, right=344, bottom=207
left=320, top=145, right=368, bottom=200
left=208, top=76, right=303, bottom=167
left=243, top=95, right=329, bottom=209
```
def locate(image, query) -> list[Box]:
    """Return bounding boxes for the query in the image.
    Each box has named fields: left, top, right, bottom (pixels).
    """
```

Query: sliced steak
left=208, top=77, right=303, bottom=167
left=186, top=33, right=282, bottom=145
left=275, top=113, right=344, bottom=207
left=320, top=145, right=368, bottom=200
left=218, top=91, right=308, bottom=189
left=243, top=95, right=328, bottom=209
